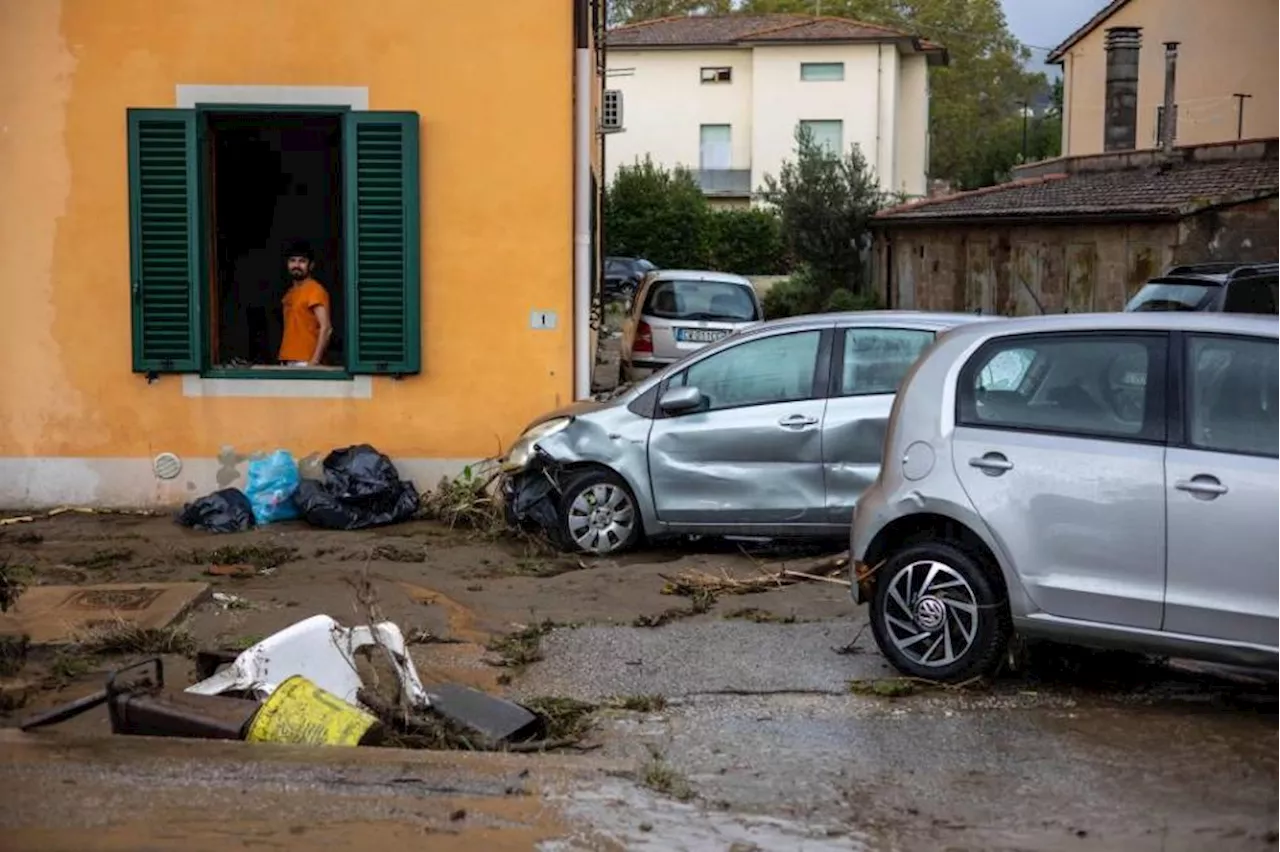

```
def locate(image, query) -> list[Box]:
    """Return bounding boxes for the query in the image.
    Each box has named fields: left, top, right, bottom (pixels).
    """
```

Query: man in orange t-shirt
left=278, top=241, right=333, bottom=366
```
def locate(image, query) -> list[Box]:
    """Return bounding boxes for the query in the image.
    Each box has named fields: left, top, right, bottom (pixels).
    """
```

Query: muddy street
left=0, top=512, right=1275, bottom=851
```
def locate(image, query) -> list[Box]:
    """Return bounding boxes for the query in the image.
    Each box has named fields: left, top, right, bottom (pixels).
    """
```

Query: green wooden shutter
left=343, top=111, right=422, bottom=375
left=127, top=108, right=201, bottom=373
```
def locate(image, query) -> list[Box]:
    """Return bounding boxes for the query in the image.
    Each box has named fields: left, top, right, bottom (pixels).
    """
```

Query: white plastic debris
left=185, top=614, right=431, bottom=708
left=211, top=592, right=250, bottom=610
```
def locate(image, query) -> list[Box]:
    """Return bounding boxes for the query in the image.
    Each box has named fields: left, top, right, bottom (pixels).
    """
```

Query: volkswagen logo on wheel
left=913, top=596, right=947, bottom=631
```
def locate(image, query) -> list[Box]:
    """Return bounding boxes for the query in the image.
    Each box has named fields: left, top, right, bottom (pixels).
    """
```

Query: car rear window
left=1223, top=277, right=1279, bottom=314
left=1125, top=280, right=1217, bottom=312
left=642, top=280, right=759, bottom=322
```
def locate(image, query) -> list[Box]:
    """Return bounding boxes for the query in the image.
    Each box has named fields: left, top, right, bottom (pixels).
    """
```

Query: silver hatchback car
left=504, top=311, right=989, bottom=554
left=849, top=312, right=1279, bottom=682
left=620, top=270, right=764, bottom=382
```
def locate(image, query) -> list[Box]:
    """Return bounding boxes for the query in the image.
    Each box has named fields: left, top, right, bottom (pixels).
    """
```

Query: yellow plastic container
left=245, top=675, right=381, bottom=747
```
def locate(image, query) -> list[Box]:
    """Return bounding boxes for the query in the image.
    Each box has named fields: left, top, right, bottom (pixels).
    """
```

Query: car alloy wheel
left=558, top=470, right=641, bottom=555
left=869, top=541, right=1009, bottom=682
left=881, top=560, right=980, bottom=668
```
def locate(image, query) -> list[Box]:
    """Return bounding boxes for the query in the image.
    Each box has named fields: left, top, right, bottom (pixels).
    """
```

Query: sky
left=1000, top=0, right=1108, bottom=76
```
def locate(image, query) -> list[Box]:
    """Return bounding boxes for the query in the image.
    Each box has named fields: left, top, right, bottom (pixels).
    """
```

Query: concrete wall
left=0, top=0, right=581, bottom=507
left=1059, top=0, right=1279, bottom=156
left=1176, top=198, right=1280, bottom=263
left=606, top=42, right=930, bottom=196
left=883, top=222, right=1178, bottom=315
left=895, top=55, right=930, bottom=198
left=878, top=200, right=1278, bottom=314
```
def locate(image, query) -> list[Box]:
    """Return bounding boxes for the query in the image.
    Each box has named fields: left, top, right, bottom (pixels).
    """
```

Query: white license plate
left=676, top=327, right=728, bottom=344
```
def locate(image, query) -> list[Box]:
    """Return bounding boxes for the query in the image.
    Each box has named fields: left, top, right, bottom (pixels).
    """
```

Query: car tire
left=554, top=468, right=643, bottom=556
left=868, top=541, right=1010, bottom=683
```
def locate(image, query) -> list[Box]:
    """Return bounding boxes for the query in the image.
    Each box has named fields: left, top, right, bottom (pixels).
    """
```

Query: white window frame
left=800, top=62, right=845, bottom=82
left=799, top=119, right=843, bottom=155
left=700, top=66, right=733, bottom=84
left=699, top=124, right=732, bottom=171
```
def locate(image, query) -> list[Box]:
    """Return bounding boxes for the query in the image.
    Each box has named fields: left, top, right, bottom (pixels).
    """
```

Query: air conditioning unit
left=601, top=89, right=624, bottom=133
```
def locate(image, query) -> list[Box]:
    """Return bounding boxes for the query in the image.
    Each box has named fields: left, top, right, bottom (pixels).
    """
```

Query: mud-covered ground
left=0, top=511, right=1275, bottom=851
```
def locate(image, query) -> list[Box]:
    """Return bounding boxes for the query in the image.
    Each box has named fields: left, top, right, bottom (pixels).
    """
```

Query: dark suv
left=1125, top=262, right=1278, bottom=314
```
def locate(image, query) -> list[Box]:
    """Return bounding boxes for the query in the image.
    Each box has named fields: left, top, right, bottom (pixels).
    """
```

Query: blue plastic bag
left=244, top=450, right=301, bottom=525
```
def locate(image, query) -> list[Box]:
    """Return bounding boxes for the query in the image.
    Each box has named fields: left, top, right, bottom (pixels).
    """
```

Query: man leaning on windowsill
left=278, top=240, right=333, bottom=367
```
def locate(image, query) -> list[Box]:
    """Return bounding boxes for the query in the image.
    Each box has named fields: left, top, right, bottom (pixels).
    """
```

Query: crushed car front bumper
left=500, top=451, right=564, bottom=540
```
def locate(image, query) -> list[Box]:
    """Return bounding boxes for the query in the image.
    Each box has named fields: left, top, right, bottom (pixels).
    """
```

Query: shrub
left=604, top=159, right=788, bottom=275
left=604, top=157, right=711, bottom=269
left=708, top=208, right=788, bottom=275
left=823, top=288, right=881, bottom=312
left=761, top=269, right=822, bottom=319
left=761, top=267, right=881, bottom=320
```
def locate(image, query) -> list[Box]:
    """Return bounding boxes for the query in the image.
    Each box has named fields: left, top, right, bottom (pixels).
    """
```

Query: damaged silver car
left=502, top=311, right=991, bottom=554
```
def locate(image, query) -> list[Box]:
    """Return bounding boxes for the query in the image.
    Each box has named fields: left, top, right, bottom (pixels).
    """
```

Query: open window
left=126, top=107, right=422, bottom=378
left=205, top=111, right=345, bottom=369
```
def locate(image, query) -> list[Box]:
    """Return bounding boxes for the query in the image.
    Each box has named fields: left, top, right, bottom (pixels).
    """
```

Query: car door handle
left=1175, top=476, right=1229, bottom=498
left=968, top=453, right=1014, bottom=475
left=778, top=414, right=819, bottom=429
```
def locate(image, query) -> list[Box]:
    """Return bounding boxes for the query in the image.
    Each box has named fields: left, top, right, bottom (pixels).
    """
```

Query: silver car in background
left=503, top=311, right=990, bottom=554
left=849, top=312, right=1279, bottom=682
left=620, top=270, right=764, bottom=382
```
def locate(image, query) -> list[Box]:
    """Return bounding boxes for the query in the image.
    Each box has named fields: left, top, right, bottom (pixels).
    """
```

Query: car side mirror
left=658, top=385, right=704, bottom=415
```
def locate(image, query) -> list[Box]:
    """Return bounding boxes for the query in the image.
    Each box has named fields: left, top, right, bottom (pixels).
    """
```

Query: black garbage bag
left=322, top=444, right=405, bottom=501
left=293, top=445, right=420, bottom=530
left=175, top=488, right=256, bottom=533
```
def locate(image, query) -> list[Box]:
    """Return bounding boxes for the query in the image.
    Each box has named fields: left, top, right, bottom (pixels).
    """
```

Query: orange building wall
left=1060, top=0, right=1279, bottom=156
left=0, top=0, right=579, bottom=505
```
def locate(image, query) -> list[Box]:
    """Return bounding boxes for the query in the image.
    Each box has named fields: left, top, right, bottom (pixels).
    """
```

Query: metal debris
left=186, top=614, right=432, bottom=709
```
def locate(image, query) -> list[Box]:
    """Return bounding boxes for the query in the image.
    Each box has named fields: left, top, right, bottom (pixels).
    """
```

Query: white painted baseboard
left=0, top=456, right=476, bottom=510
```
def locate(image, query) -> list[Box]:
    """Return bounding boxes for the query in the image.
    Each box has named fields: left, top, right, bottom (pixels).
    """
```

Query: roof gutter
left=607, top=36, right=947, bottom=64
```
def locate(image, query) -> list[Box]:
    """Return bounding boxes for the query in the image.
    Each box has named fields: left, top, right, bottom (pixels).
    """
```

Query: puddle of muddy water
left=540, top=779, right=872, bottom=852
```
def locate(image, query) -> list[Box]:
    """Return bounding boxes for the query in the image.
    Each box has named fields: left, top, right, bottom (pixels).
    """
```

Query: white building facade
left=605, top=15, right=947, bottom=205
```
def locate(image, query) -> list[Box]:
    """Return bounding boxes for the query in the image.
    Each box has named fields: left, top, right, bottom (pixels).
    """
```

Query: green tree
left=962, top=76, right=1061, bottom=186
left=760, top=124, right=884, bottom=304
left=604, top=157, right=713, bottom=268
left=609, top=0, right=733, bottom=26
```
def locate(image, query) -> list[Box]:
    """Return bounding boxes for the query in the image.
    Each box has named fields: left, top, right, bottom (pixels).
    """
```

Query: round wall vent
left=153, top=452, right=183, bottom=480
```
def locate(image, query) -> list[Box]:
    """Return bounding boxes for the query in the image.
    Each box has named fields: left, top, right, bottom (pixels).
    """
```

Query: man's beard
left=289, top=269, right=307, bottom=279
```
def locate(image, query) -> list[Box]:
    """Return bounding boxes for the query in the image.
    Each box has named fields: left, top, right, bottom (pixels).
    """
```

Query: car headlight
left=501, top=417, right=571, bottom=472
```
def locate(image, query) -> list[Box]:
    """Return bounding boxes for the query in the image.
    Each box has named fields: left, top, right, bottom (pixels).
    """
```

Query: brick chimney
left=1103, top=26, right=1142, bottom=152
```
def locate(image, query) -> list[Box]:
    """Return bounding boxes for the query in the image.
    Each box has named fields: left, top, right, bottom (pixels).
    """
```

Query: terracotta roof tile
left=875, top=160, right=1279, bottom=222
left=739, top=16, right=911, bottom=42
left=607, top=13, right=932, bottom=49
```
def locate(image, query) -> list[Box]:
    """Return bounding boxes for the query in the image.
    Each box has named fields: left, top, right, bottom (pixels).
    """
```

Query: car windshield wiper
left=681, top=312, right=749, bottom=322
left=1131, top=301, right=1197, bottom=312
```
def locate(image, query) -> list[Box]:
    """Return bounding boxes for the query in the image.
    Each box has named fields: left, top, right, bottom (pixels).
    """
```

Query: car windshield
left=1125, top=280, right=1217, bottom=312
left=642, top=279, right=759, bottom=322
